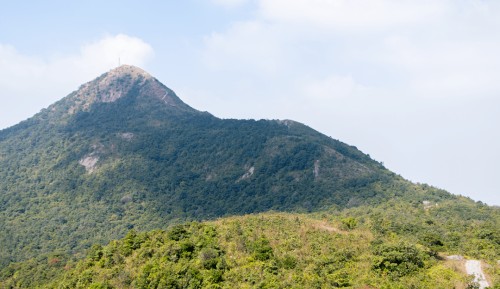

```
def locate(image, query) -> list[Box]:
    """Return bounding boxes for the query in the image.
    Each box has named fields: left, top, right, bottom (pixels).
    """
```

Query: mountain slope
left=0, top=65, right=459, bottom=269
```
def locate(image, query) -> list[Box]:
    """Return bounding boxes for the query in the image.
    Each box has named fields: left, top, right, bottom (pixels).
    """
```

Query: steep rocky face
left=77, top=65, right=153, bottom=105
left=74, top=65, right=190, bottom=108
left=37, top=65, right=195, bottom=124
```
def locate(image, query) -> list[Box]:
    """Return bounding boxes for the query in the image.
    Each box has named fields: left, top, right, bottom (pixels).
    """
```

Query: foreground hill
left=3, top=198, right=499, bottom=288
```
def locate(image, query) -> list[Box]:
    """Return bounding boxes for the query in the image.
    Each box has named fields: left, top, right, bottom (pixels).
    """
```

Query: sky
left=1, top=0, right=499, bottom=205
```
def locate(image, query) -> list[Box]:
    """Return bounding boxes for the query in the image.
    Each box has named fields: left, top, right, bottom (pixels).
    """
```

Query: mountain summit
left=0, top=66, right=454, bottom=269
left=34, top=65, right=195, bottom=125
left=73, top=65, right=157, bottom=106
left=70, top=65, right=191, bottom=109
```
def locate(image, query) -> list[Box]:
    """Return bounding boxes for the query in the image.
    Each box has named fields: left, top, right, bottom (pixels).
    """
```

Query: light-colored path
left=465, top=260, right=489, bottom=289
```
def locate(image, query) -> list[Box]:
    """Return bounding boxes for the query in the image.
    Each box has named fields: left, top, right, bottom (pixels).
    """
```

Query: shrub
left=341, top=217, right=358, bottom=230
left=372, top=242, right=425, bottom=279
left=251, top=238, right=274, bottom=261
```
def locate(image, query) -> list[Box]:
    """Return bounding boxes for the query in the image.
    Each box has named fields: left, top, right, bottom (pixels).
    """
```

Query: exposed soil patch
left=239, top=166, right=255, bottom=181
left=119, top=132, right=134, bottom=141
left=312, top=222, right=343, bottom=234
left=79, top=155, right=99, bottom=173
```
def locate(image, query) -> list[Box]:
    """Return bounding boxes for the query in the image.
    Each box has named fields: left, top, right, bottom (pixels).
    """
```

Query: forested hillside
left=0, top=65, right=498, bottom=288
left=2, top=197, right=498, bottom=288
left=0, top=66, right=403, bottom=266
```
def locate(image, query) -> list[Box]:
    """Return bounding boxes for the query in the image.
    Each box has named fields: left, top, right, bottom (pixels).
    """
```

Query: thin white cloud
left=0, top=34, right=153, bottom=129
left=383, top=35, right=500, bottom=99
left=203, top=21, right=283, bottom=75
left=204, top=0, right=500, bottom=100
left=303, top=75, right=366, bottom=100
left=74, top=34, right=154, bottom=72
left=211, top=0, right=249, bottom=8
left=258, top=0, right=446, bottom=31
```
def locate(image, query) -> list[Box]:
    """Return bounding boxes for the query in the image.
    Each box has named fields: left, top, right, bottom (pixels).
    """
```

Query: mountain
left=0, top=66, right=498, bottom=287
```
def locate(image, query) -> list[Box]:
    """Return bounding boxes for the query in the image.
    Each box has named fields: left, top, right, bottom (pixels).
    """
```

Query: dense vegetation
left=0, top=66, right=404, bottom=267
left=0, top=66, right=498, bottom=287
left=2, top=197, right=498, bottom=288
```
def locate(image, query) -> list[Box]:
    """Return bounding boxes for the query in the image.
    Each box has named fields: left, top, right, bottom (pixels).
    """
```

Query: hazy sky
left=1, top=0, right=499, bottom=205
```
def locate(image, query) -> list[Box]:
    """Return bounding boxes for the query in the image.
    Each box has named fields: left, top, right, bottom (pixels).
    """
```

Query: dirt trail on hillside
left=465, top=260, right=489, bottom=289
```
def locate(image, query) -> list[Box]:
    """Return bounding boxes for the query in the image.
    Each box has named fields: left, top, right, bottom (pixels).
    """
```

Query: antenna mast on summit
left=118, top=57, right=121, bottom=66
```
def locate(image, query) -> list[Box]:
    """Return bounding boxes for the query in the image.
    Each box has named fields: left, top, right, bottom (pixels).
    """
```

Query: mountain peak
left=62, top=65, right=194, bottom=115
left=107, top=64, right=153, bottom=80
left=74, top=65, right=155, bottom=105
